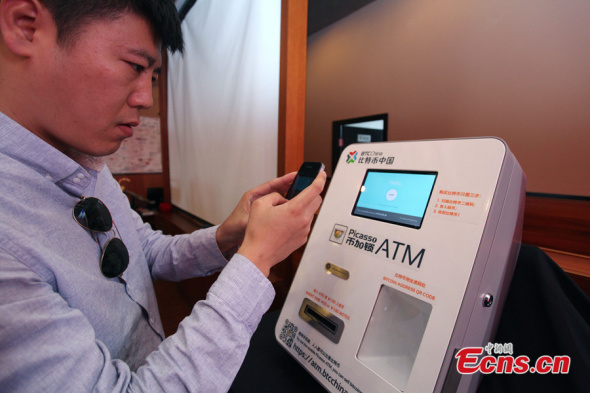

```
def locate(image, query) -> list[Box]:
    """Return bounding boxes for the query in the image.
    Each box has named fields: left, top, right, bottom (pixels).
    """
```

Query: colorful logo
left=330, top=224, right=348, bottom=244
left=347, top=151, right=358, bottom=164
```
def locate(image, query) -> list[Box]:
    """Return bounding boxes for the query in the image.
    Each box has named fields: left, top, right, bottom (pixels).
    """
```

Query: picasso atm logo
left=330, top=224, right=348, bottom=244
left=346, top=151, right=358, bottom=163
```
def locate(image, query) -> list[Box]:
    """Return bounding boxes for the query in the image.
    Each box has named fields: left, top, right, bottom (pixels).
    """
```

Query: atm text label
left=375, top=239, right=425, bottom=268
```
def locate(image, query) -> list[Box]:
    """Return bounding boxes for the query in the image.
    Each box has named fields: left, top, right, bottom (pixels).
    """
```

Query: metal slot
left=298, top=298, right=345, bottom=344
left=305, top=305, right=338, bottom=334
left=325, top=262, right=350, bottom=280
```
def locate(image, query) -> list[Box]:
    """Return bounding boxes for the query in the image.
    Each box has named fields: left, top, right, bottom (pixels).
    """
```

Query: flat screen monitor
left=352, top=169, right=438, bottom=229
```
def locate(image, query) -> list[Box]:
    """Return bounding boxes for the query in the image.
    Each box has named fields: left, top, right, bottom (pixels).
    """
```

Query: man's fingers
left=248, top=172, right=297, bottom=202
left=255, top=191, right=287, bottom=208
left=290, top=171, right=326, bottom=213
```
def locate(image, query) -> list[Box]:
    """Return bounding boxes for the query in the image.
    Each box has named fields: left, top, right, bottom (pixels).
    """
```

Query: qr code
left=279, top=319, right=298, bottom=348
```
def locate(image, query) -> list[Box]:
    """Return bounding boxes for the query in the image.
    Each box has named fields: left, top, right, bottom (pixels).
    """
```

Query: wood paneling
left=523, top=195, right=590, bottom=257
left=522, top=194, right=590, bottom=296
left=275, top=0, right=310, bottom=292
left=278, top=0, right=308, bottom=176
left=113, top=173, right=163, bottom=198
left=159, top=51, right=172, bottom=204
left=543, top=249, right=590, bottom=297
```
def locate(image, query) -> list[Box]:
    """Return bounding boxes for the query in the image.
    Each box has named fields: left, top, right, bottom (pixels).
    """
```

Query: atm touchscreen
left=352, top=170, right=437, bottom=229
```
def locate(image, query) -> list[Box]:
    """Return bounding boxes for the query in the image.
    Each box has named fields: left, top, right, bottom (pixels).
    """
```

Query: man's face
left=31, top=12, right=162, bottom=156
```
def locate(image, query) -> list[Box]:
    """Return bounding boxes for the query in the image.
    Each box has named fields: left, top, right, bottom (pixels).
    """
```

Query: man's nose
left=128, top=76, right=154, bottom=109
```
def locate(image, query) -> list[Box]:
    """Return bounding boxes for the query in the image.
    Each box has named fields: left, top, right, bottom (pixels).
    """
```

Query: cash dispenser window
left=352, top=170, right=437, bottom=229
left=357, top=285, right=433, bottom=391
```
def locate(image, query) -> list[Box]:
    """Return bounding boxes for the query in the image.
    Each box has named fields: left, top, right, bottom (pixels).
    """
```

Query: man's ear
left=0, top=0, right=45, bottom=57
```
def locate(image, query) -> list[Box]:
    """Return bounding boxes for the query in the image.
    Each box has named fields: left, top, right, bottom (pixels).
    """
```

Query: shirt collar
left=0, top=111, right=104, bottom=198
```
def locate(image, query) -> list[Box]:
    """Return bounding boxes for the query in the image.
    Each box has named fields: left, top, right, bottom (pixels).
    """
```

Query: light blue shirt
left=0, top=111, right=275, bottom=392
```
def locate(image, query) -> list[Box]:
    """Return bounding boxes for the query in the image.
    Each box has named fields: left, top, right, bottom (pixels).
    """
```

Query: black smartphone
left=285, top=162, right=325, bottom=200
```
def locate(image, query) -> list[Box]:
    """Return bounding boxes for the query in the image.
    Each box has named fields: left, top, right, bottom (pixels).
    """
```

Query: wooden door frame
left=277, top=0, right=308, bottom=176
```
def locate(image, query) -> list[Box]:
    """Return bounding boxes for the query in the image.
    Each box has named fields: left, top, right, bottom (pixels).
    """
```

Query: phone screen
left=285, top=162, right=325, bottom=200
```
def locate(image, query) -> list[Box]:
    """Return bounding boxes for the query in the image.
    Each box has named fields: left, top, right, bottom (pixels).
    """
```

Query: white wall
left=305, top=0, right=590, bottom=196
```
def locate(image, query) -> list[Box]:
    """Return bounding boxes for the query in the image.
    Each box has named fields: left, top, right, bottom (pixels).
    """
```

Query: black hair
left=38, top=0, right=184, bottom=53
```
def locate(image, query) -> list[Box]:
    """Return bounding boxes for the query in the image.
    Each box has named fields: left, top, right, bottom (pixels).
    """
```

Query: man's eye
left=129, top=62, right=145, bottom=73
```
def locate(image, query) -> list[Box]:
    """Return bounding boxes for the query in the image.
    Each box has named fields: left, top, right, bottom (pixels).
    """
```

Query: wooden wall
left=522, top=195, right=590, bottom=294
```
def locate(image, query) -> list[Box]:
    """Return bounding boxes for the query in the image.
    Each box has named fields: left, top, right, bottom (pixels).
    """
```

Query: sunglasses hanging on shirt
left=73, top=197, right=129, bottom=278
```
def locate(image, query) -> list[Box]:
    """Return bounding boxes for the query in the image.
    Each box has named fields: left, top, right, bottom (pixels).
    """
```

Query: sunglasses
left=73, top=197, right=129, bottom=278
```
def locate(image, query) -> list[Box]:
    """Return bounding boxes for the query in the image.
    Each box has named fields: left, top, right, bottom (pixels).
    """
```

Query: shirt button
left=77, top=173, right=85, bottom=179
left=45, top=174, right=53, bottom=180
left=72, top=177, right=81, bottom=184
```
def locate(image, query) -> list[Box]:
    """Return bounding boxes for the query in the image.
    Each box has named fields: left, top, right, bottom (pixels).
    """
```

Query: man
left=0, top=0, right=326, bottom=391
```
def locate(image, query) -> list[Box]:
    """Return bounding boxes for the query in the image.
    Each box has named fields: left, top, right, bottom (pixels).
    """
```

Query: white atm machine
left=276, top=138, right=526, bottom=393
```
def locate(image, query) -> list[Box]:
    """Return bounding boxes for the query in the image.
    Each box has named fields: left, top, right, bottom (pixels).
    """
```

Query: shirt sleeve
left=0, top=248, right=275, bottom=393
left=121, top=196, right=231, bottom=282
left=134, top=254, right=275, bottom=391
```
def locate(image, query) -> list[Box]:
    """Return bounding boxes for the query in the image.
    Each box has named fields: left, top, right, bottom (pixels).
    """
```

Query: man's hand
left=237, top=171, right=326, bottom=276
left=215, top=172, right=298, bottom=255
